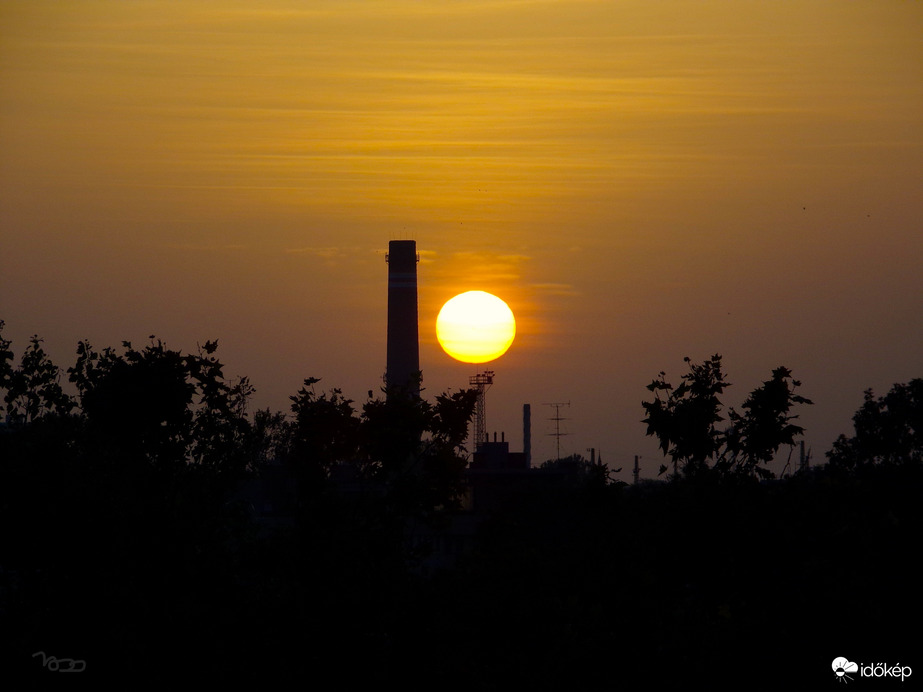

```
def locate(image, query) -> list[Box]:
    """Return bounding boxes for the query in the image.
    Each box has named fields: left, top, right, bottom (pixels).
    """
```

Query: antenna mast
left=544, top=401, right=570, bottom=461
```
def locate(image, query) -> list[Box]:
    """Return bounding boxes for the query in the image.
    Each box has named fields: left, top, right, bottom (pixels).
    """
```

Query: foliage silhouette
left=289, top=377, right=361, bottom=496
left=539, top=452, right=618, bottom=488
left=827, top=379, right=923, bottom=469
left=642, top=354, right=812, bottom=479
left=0, top=322, right=75, bottom=425
left=642, top=354, right=729, bottom=477
left=2, top=323, right=919, bottom=686
left=361, top=386, right=478, bottom=519
left=287, top=378, right=477, bottom=534
left=66, top=336, right=255, bottom=478
left=1, top=331, right=260, bottom=683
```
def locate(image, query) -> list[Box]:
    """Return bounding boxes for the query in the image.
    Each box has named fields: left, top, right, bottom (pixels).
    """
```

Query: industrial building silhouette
left=385, top=239, right=535, bottom=475
left=382, top=240, right=592, bottom=567
left=241, top=240, right=589, bottom=559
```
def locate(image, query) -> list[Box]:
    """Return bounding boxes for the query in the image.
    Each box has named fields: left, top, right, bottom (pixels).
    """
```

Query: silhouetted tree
left=284, top=379, right=477, bottom=563
left=0, top=322, right=75, bottom=425
left=0, top=330, right=264, bottom=681
left=249, top=407, right=293, bottom=468
left=0, top=325, right=84, bottom=574
left=413, top=388, right=480, bottom=516
left=67, top=336, right=254, bottom=478
left=287, top=380, right=477, bottom=519
left=642, top=355, right=812, bottom=479
left=827, top=379, right=923, bottom=469
left=720, top=366, right=813, bottom=477
left=539, top=453, right=616, bottom=487
left=187, top=341, right=256, bottom=476
left=360, top=387, right=477, bottom=519
left=4, top=321, right=921, bottom=686
left=288, top=377, right=361, bottom=497
left=642, top=355, right=728, bottom=477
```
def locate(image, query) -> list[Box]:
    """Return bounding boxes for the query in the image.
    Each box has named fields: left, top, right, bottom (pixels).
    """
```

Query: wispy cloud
left=163, top=243, right=249, bottom=252
left=283, top=246, right=366, bottom=265
left=428, top=251, right=533, bottom=286
left=531, top=282, right=580, bottom=297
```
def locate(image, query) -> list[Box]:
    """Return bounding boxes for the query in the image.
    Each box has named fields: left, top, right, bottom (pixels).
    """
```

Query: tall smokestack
left=386, top=240, right=420, bottom=397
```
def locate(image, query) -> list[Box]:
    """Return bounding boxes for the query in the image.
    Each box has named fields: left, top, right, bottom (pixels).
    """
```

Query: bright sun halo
left=436, top=291, right=516, bottom=364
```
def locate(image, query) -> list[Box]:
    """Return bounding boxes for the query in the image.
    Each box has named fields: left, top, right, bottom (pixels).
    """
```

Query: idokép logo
left=832, top=657, right=912, bottom=683
left=833, top=658, right=859, bottom=683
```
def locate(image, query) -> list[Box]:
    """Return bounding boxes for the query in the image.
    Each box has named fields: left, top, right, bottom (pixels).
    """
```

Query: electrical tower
left=544, top=401, right=570, bottom=461
left=799, top=440, right=812, bottom=473
left=469, top=370, right=494, bottom=450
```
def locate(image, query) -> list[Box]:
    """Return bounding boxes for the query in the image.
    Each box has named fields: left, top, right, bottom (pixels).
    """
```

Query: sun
left=436, top=291, right=516, bottom=364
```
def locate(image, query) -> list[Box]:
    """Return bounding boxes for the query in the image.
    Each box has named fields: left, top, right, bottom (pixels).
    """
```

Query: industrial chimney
left=385, top=239, right=420, bottom=397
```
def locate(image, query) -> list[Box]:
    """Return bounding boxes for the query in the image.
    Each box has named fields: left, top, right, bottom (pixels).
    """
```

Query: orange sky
left=2, top=1, right=921, bottom=479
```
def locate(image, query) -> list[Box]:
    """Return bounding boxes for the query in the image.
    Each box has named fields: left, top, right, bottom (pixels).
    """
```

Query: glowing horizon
left=2, top=0, right=921, bottom=478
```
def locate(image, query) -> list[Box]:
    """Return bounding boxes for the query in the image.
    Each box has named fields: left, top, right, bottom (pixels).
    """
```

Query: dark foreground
left=3, top=461, right=920, bottom=688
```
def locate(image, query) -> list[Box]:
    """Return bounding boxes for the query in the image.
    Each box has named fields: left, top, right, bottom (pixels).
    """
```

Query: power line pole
left=799, top=440, right=811, bottom=473
left=544, top=401, right=570, bottom=461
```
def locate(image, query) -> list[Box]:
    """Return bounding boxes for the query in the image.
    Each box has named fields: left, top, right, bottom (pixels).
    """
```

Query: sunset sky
left=2, top=1, right=921, bottom=480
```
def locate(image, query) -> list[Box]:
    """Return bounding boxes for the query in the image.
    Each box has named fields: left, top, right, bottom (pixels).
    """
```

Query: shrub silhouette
left=642, top=354, right=812, bottom=479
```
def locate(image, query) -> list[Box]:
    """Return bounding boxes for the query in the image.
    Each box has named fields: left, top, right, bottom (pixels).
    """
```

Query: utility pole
left=799, top=440, right=811, bottom=473
left=544, top=401, right=570, bottom=461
